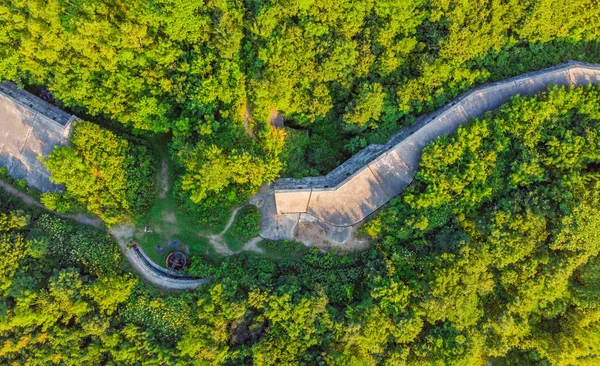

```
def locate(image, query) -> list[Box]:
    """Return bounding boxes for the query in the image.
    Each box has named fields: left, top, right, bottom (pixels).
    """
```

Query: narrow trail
left=241, top=237, right=264, bottom=254
left=0, top=179, right=208, bottom=290
left=0, top=180, right=104, bottom=228
left=220, top=206, right=241, bottom=236
left=159, top=157, right=169, bottom=199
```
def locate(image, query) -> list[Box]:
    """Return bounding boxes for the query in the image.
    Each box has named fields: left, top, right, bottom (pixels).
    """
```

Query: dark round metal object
left=166, top=251, right=187, bottom=271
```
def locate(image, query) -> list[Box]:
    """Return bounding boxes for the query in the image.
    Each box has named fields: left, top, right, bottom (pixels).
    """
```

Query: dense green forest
left=1, top=0, right=600, bottom=215
left=2, top=0, right=600, bottom=364
left=2, top=85, right=600, bottom=364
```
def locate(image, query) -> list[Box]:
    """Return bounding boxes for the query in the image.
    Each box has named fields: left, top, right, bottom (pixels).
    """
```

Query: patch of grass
left=223, top=205, right=261, bottom=251
left=134, top=192, right=216, bottom=265
left=133, top=145, right=230, bottom=267
left=257, top=239, right=308, bottom=262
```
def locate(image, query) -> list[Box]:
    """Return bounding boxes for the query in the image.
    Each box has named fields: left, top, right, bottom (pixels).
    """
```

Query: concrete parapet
left=0, top=82, right=73, bottom=127
left=270, top=61, right=600, bottom=229
left=568, top=64, right=600, bottom=85
left=460, top=81, right=518, bottom=118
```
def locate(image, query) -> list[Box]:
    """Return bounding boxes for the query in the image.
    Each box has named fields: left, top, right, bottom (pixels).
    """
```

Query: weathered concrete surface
left=569, top=67, right=600, bottom=85
left=264, top=61, right=600, bottom=244
left=0, top=82, right=75, bottom=192
left=251, top=192, right=299, bottom=240
left=275, top=189, right=311, bottom=214
left=307, top=166, right=389, bottom=226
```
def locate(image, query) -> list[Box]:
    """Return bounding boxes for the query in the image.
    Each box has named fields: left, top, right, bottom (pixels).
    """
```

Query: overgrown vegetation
left=2, top=0, right=600, bottom=364
left=223, top=205, right=261, bottom=251
left=362, top=85, right=600, bottom=364
left=2, top=0, right=599, bottom=210
left=2, top=86, right=600, bottom=364
left=41, top=122, right=156, bottom=226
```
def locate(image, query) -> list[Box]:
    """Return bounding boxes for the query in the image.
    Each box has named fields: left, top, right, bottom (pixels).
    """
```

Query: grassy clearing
left=133, top=142, right=230, bottom=267
left=222, top=205, right=261, bottom=251
left=134, top=193, right=214, bottom=265
left=257, top=240, right=308, bottom=262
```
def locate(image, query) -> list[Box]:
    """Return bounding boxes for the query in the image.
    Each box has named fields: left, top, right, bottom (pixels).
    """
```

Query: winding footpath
left=0, top=180, right=209, bottom=290
left=200, top=206, right=264, bottom=255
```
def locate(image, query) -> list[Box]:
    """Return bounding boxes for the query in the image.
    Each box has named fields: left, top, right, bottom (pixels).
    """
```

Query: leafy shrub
left=43, top=122, right=156, bottom=226
left=223, top=205, right=261, bottom=251
left=40, top=192, right=80, bottom=213
left=33, top=214, right=121, bottom=276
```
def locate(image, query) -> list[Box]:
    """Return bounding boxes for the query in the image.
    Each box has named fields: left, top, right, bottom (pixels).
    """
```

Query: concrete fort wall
left=273, top=61, right=600, bottom=227
left=0, top=82, right=76, bottom=193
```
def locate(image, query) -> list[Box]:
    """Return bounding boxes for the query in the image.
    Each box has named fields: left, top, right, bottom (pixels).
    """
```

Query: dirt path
left=206, top=234, right=234, bottom=255
left=242, top=103, right=256, bottom=139
left=0, top=180, right=208, bottom=290
left=0, top=180, right=104, bottom=228
left=154, top=158, right=246, bottom=256
left=241, top=237, right=264, bottom=254
left=201, top=206, right=240, bottom=255
left=199, top=205, right=264, bottom=255
left=219, top=206, right=241, bottom=235
left=159, top=157, right=169, bottom=199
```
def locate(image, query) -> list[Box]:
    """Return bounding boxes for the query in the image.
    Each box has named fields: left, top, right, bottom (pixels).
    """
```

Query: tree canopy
left=1, top=0, right=599, bottom=208
left=2, top=85, right=600, bottom=365
left=41, top=121, right=156, bottom=225
left=2, top=0, right=600, bottom=363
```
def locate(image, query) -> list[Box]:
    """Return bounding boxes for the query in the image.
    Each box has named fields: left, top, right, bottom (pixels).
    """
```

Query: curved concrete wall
left=273, top=61, right=600, bottom=227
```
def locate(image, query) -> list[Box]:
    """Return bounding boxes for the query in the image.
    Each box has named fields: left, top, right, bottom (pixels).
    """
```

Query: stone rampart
left=273, top=61, right=600, bottom=227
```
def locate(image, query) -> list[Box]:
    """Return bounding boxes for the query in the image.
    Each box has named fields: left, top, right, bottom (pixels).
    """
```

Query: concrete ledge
left=568, top=65, right=600, bottom=85
left=460, top=81, right=517, bottom=118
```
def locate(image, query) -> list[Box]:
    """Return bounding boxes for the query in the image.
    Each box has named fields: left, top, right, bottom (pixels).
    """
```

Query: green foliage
left=4, top=0, right=599, bottom=209
left=33, top=214, right=122, bottom=277
left=42, top=122, right=156, bottom=225
left=280, top=127, right=311, bottom=177
left=179, top=127, right=285, bottom=205
left=40, top=192, right=80, bottom=214
left=258, top=240, right=307, bottom=261
left=4, top=84, right=600, bottom=363
left=343, top=83, right=386, bottom=130
left=223, top=205, right=261, bottom=251
left=2, top=1, right=600, bottom=364
left=369, top=85, right=600, bottom=364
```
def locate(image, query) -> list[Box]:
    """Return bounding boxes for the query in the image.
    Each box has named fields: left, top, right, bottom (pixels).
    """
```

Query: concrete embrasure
left=264, top=61, right=600, bottom=244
